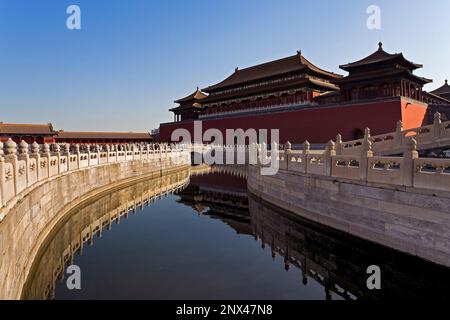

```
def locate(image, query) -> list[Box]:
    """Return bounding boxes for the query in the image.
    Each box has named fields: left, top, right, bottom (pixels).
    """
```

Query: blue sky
left=0, top=0, right=449, bottom=132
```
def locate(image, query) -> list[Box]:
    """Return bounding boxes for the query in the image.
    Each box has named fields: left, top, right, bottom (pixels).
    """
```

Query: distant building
left=0, top=122, right=153, bottom=145
left=430, top=80, right=450, bottom=101
left=0, top=122, right=56, bottom=144
left=160, top=43, right=449, bottom=144
left=55, top=131, right=153, bottom=144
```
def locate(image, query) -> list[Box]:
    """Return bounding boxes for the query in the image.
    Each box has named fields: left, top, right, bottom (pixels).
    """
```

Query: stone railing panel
left=2, top=163, right=15, bottom=205
left=49, top=156, right=59, bottom=177
left=39, top=158, right=49, bottom=180
left=414, top=158, right=450, bottom=191
left=287, top=152, right=305, bottom=173
left=126, top=151, right=133, bottom=161
left=79, top=155, right=89, bottom=168
left=28, top=159, right=38, bottom=187
left=118, top=152, right=126, bottom=162
left=16, top=159, right=27, bottom=195
left=275, top=151, right=287, bottom=171
left=68, top=155, right=78, bottom=171
left=367, top=156, right=404, bottom=185
left=331, top=155, right=361, bottom=180
left=99, top=152, right=108, bottom=165
left=59, top=157, right=68, bottom=174
left=306, top=154, right=326, bottom=176
left=89, top=154, right=99, bottom=166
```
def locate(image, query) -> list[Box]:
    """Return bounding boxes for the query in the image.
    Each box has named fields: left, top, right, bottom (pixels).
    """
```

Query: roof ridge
left=233, top=53, right=300, bottom=73
left=0, top=123, right=51, bottom=127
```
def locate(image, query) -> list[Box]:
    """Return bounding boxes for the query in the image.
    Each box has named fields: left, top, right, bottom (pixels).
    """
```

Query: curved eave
left=202, top=78, right=338, bottom=104
left=300, top=56, right=343, bottom=79
left=174, top=89, right=208, bottom=104
left=424, top=91, right=450, bottom=104
left=203, top=54, right=342, bottom=94
left=333, top=68, right=431, bottom=85
left=431, top=83, right=450, bottom=96
left=340, top=53, right=422, bottom=73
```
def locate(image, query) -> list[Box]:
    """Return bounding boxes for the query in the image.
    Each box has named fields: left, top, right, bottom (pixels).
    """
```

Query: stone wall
left=247, top=165, right=450, bottom=268
left=0, top=142, right=190, bottom=300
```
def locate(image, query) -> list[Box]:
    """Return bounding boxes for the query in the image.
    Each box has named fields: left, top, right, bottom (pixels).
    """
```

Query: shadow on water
left=22, top=165, right=450, bottom=300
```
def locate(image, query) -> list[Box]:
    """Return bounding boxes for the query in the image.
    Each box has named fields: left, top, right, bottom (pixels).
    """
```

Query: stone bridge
left=338, top=112, right=450, bottom=156
left=0, top=140, right=190, bottom=300
left=248, top=129, right=450, bottom=267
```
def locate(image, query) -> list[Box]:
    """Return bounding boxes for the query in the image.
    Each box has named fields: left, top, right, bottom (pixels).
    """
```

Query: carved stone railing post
left=96, top=144, right=101, bottom=163
left=5, top=139, right=18, bottom=195
left=43, top=143, right=51, bottom=177
left=395, top=120, right=403, bottom=148
left=63, top=143, right=70, bottom=171
left=114, top=144, right=119, bottom=162
left=269, top=141, right=277, bottom=169
left=335, top=134, right=343, bottom=155
left=105, top=145, right=110, bottom=163
left=53, top=144, right=61, bottom=174
left=433, top=112, right=442, bottom=140
left=360, top=128, right=373, bottom=181
left=30, top=142, right=41, bottom=180
left=18, top=140, right=30, bottom=187
left=403, top=137, right=418, bottom=187
left=0, top=141, right=5, bottom=208
left=86, top=144, right=91, bottom=166
left=302, top=141, right=310, bottom=174
left=324, top=140, right=336, bottom=176
left=75, top=144, right=81, bottom=169
left=285, top=141, right=292, bottom=170
left=255, top=144, right=261, bottom=165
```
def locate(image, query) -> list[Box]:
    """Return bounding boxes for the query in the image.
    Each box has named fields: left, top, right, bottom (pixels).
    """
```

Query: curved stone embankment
left=0, top=151, right=190, bottom=300
left=247, top=165, right=450, bottom=268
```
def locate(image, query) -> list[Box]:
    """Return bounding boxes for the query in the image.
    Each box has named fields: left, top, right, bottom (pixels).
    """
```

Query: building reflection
left=22, top=165, right=450, bottom=300
left=179, top=166, right=450, bottom=301
left=22, top=169, right=190, bottom=300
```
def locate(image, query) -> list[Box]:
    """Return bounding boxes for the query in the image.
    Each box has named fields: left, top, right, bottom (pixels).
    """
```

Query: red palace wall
left=160, top=98, right=428, bottom=144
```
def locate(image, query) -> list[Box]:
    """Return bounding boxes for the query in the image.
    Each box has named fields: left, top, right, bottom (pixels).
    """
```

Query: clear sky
left=0, top=0, right=449, bottom=132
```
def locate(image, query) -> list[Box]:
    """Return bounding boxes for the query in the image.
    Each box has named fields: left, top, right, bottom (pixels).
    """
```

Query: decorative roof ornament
left=378, top=41, right=383, bottom=50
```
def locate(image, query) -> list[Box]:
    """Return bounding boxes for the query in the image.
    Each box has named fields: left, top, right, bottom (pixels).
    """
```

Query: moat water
left=22, top=166, right=450, bottom=300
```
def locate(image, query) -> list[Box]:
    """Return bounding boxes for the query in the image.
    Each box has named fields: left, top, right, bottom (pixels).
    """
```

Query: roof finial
left=297, top=49, right=302, bottom=56
left=235, top=67, right=239, bottom=72
left=378, top=42, right=383, bottom=50
left=446, top=79, right=448, bottom=85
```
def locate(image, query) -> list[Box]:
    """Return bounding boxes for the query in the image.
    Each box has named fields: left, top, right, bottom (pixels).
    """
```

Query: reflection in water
left=22, top=166, right=450, bottom=300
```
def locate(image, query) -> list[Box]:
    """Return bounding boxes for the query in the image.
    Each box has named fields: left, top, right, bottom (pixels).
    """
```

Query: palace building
left=160, top=43, right=450, bottom=144
left=0, top=123, right=56, bottom=144
left=431, top=80, right=450, bottom=101
left=0, top=122, right=153, bottom=145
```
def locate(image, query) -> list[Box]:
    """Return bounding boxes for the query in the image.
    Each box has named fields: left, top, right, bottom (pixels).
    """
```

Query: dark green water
left=23, top=168, right=450, bottom=300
